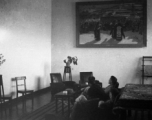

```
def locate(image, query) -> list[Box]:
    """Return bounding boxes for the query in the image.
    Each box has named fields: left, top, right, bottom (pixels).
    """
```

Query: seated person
left=98, top=88, right=120, bottom=119
left=87, top=81, right=106, bottom=100
left=70, top=98, right=101, bottom=120
left=76, top=76, right=105, bottom=102
left=70, top=86, right=120, bottom=120
left=104, top=76, right=119, bottom=99
left=71, top=81, right=105, bottom=120
left=98, top=88, right=119, bottom=110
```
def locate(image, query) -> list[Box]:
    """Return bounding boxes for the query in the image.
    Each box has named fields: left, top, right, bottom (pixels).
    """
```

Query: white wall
left=52, top=0, right=152, bottom=88
left=0, top=0, right=51, bottom=98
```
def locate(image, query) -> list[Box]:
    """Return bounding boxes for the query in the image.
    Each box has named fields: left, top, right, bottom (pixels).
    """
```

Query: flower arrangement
left=63, top=56, right=78, bottom=66
left=0, top=54, right=6, bottom=66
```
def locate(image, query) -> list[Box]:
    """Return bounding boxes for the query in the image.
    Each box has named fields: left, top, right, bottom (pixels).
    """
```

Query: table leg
left=55, top=97, right=58, bottom=113
left=68, top=97, right=70, bottom=117
left=120, top=109, right=127, bottom=120
left=128, top=110, right=131, bottom=117
left=148, top=111, right=151, bottom=120
left=134, top=110, right=137, bottom=120
left=141, top=111, right=144, bottom=120
left=62, top=98, right=64, bottom=115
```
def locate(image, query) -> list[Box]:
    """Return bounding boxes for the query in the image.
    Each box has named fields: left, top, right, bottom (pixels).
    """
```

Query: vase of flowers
left=0, top=54, right=6, bottom=66
left=63, top=56, right=78, bottom=67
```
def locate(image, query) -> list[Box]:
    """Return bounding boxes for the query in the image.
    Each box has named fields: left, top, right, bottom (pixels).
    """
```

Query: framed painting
left=76, top=0, right=147, bottom=48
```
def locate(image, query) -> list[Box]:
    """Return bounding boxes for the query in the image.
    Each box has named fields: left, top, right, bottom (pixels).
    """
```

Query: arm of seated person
left=81, top=86, right=90, bottom=98
left=75, top=94, right=87, bottom=103
left=98, top=100, right=113, bottom=110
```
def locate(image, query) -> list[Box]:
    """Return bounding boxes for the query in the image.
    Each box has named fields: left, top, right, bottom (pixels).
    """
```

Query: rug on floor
left=17, top=100, right=72, bottom=120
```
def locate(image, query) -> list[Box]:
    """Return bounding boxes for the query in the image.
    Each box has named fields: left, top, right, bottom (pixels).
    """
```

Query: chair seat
left=1, top=96, right=12, bottom=100
left=1, top=96, right=12, bottom=108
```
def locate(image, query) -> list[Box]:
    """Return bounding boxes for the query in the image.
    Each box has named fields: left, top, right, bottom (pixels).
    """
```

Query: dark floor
left=0, top=90, right=52, bottom=120
left=1, top=90, right=152, bottom=120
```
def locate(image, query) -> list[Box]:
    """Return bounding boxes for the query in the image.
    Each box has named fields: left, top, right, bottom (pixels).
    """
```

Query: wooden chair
left=0, top=75, right=12, bottom=114
left=15, top=76, right=34, bottom=108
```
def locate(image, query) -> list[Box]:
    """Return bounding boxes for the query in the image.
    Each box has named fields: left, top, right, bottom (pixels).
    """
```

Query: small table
left=116, top=84, right=152, bottom=120
left=55, top=91, right=76, bottom=117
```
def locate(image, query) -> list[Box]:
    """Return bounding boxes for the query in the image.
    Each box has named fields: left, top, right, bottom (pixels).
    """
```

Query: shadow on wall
left=35, top=63, right=51, bottom=91
left=11, top=78, right=17, bottom=99
left=43, top=63, right=51, bottom=86
left=36, top=76, right=41, bottom=91
left=72, top=74, right=79, bottom=83
left=131, top=57, right=143, bottom=84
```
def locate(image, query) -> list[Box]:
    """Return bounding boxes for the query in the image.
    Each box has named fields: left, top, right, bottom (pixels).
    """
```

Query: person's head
left=109, top=76, right=117, bottom=85
left=88, top=76, right=95, bottom=85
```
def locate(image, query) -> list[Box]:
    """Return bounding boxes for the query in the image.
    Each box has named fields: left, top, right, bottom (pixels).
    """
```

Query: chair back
left=79, top=72, right=93, bottom=84
left=50, top=73, right=63, bottom=84
left=15, top=76, right=27, bottom=91
left=0, top=75, right=5, bottom=103
left=50, top=73, right=66, bottom=97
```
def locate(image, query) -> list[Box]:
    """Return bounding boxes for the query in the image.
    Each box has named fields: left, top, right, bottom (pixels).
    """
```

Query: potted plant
left=63, top=56, right=78, bottom=66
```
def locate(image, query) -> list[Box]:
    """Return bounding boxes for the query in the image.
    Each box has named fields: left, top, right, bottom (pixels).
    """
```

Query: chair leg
left=23, top=93, right=26, bottom=110
left=16, top=93, right=19, bottom=115
left=16, top=92, right=18, bottom=109
left=3, top=100, right=7, bottom=116
left=9, top=98, right=12, bottom=116
left=134, top=110, right=138, bottom=120
left=141, top=111, right=144, bottom=120
left=1, top=102, right=7, bottom=116
left=31, top=92, right=34, bottom=110
left=148, top=111, right=151, bottom=120
left=128, top=110, right=131, bottom=117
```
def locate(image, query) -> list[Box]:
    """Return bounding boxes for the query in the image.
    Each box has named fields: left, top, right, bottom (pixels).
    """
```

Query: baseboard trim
left=34, top=86, right=51, bottom=96
left=2, top=87, right=51, bottom=106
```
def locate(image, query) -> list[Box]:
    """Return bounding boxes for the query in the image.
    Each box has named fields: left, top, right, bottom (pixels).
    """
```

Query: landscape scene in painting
left=77, top=1, right=146, bottom=47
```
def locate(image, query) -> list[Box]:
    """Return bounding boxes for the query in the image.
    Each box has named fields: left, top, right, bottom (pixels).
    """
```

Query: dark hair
left=88, top=76, right=95, bottom=85
left=110, top=76, right=117, bottom=85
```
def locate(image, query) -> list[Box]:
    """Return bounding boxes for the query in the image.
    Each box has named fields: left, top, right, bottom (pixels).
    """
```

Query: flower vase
left=66, top=62, right=70, bottom=67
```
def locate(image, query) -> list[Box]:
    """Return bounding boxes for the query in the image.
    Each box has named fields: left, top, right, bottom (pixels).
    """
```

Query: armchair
left=50, top=73, right=80, bottom=97
left=79, top=72, right=93, bottom=86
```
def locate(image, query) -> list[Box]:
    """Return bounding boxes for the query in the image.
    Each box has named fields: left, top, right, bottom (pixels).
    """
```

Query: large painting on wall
left=76, top=1, right=147, bottom=48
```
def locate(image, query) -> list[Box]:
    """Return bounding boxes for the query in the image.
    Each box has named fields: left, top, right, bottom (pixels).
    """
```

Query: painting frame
left=76, top=1, right=147, bottom=48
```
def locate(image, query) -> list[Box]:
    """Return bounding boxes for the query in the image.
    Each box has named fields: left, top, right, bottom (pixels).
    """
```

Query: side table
left=55, top=91, right=76, bottom=117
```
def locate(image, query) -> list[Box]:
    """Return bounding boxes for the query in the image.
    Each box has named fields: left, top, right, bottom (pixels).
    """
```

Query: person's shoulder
left=81, top=86, right=90, bottom=97
left=104, top=85, right=113, bottom=93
